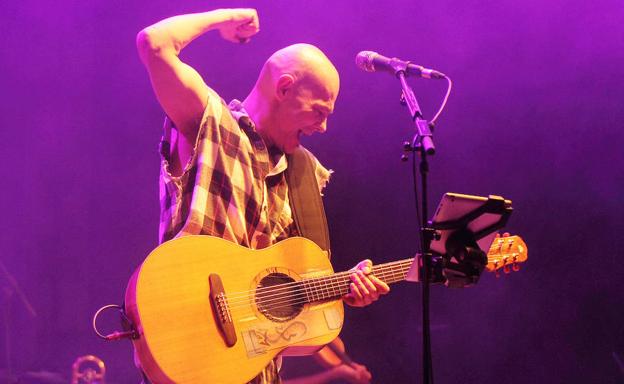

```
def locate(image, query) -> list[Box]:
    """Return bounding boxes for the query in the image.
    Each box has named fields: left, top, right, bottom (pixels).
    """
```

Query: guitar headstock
left=485, top=235, right=528, bottom=276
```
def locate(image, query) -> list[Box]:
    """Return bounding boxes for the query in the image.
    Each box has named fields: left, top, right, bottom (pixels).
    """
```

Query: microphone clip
left=388, top=57, right=410, bottom=77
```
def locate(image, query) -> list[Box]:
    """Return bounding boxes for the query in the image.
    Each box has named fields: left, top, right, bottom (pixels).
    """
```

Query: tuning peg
left=503, top=264, right=511, bottom=274
left=496, top=239, right=504, bottom=252
left=495, top=267, right=501, bottom=278
left=512, top=256, right=520, bottom=271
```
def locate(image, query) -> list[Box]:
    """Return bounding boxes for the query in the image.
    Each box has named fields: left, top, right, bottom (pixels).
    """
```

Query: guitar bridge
left=209, top=274, right=237, bottom=347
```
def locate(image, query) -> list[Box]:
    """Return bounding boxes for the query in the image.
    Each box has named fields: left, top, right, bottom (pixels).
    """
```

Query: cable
left=92, top=304, right=137, bottom=341
left=430, top=76, right=453, bottom=125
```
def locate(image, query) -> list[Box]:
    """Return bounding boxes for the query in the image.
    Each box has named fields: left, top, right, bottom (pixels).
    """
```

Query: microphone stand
left=394, top=63, right=436, bottom=384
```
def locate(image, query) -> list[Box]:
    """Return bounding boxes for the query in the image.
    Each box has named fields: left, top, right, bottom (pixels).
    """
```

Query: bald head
left=255, top=43, right=339, bottom=101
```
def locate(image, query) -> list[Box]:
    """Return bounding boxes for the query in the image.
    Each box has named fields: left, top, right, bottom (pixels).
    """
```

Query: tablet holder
left=424, top=194, right=513, bottom=288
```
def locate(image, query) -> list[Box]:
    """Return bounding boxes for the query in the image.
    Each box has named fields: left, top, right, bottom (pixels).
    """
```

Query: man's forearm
left=137, top=10, right=230, bottom=58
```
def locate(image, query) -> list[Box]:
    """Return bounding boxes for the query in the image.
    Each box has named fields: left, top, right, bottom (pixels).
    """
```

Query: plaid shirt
left=159, top=90, right=300, bottom=249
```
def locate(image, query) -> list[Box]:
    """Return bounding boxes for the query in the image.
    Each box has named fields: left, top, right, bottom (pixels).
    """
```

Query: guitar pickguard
left=250, top=321, right=308, bottom=347
left=240, top=307, right=343, bottom=358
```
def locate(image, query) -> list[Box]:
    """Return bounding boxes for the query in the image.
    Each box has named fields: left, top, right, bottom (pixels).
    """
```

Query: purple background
left=2, top=0, right=623, bottom=383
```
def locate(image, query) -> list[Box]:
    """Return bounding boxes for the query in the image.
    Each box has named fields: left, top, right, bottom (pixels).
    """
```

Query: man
left=136, top=8, right=389, bottom=383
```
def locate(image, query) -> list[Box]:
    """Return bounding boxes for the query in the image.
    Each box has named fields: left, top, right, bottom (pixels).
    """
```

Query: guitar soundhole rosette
left=255, top=273, right=304, bottom=322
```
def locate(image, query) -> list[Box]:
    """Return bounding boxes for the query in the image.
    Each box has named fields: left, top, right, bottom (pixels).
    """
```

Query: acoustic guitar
left=125, top=235, right=527, bottom=383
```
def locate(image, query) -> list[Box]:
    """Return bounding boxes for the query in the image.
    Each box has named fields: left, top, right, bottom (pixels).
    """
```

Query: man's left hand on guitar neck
left=343, top=259, right=390, bottom=307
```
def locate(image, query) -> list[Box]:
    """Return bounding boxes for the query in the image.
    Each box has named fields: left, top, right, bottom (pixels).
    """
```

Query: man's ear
left=275, top=74, right=295, bottom=101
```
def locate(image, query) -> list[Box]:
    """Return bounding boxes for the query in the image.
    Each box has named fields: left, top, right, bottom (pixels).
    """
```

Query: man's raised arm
left=136, top=9, right=259, bottom=138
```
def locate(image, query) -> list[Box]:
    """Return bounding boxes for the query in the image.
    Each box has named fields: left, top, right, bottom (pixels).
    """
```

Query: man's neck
left=242, top=92, right=284, bottom=166
left=242, top=92, right=273, bottom=145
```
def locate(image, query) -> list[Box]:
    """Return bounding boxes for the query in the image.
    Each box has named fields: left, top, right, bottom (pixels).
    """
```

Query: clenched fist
left=216, top=8, right=260, bottom=43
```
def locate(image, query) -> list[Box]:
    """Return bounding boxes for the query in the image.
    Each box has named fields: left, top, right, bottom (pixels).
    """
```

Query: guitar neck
left=301, top=258, right=414, bottom=303
left=299, top=235, right=527, bottom=304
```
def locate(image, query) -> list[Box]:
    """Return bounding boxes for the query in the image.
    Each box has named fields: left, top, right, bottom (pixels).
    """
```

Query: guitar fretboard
left=300, top=258, right=415, bottom=303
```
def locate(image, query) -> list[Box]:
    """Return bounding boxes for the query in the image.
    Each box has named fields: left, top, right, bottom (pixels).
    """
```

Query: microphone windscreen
left=355, top=51, right=377, bottom=72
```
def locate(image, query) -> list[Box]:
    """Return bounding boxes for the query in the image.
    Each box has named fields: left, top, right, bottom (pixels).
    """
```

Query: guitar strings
left=225, top=262, right=413, bottom=313
left=225, top=260, right=413, bottom=307
left=224, top=261, right=406, bottom=299
left=228, top=275, right=398, bottom=317
left=226, top=269, right=406, bottom=315
left=224, top=259, right=413, bottom=303
left=228, top=269, right=398, bottom=318
left=224, top=261, right=412, bottom=307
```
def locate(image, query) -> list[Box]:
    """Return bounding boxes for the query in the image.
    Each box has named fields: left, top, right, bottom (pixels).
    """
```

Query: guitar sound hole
left=255, top=273, right=304, bottom=322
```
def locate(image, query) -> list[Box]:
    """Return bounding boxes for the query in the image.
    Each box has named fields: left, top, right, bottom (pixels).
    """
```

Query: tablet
left=429, top=192, right=513, bottom=255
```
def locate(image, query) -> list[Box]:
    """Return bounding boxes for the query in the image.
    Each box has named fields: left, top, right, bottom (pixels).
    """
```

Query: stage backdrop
left=1, top=0, right=623, bottom=383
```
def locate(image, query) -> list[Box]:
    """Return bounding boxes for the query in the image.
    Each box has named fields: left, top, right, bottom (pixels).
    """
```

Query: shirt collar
left=228, top=99, right=287, bottom=176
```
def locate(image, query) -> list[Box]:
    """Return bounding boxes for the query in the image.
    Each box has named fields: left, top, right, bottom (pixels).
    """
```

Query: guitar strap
left=285, top=147, right=332, bottom=259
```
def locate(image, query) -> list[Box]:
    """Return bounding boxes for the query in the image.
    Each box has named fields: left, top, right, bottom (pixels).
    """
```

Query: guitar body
left=125, top=236, right=344, bottom=384
left=124, top=233, right=527, bottom=383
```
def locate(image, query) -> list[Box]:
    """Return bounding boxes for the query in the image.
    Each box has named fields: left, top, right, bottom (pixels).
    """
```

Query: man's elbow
left=136, top=28, right=168, bottom=61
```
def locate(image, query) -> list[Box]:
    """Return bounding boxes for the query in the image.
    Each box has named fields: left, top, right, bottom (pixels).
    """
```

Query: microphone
left=355, top=51, right=445, bottom=79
